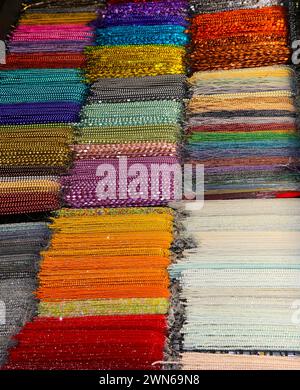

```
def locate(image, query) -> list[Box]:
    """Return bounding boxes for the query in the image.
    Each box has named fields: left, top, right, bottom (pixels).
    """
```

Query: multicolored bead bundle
left=186, top=65, right=300, bottom=199
left=2, top=0, right=102, bottom=69
left=1, top=0, right=300, bottom=372
left=1, top=0, right=189, bottom=370
left=171, top=0, right=300, bottom=370
left=4, top=208, right=173, bottom=370
left=56, top=0, right=187, bottom=368
left=62, top=0, right=188, bottom=208
left=0, top=0, right=99, bottom=215
left=0, top=0, right=98, bottom=356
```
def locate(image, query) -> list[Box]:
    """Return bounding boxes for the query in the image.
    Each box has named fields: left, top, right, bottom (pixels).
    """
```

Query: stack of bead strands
left=3, top=0, right=189, bottom=370
left=4, top=208, right=173, bottom=370
left=186, top=65, right=300, bottom=199
left=291, top=1, right=300, bottom=117
left=0, top=0, right=99, bottom=215
left=171, top=199, right=300, bottom=353
left=176, top=0, right=300, bottom=370
left=189, top=4, right=291, bottom=71
left=0, top=0, right=100, bottom=370
left=181, top=353, right=300, bottom=370
left=2, top=0, right=105, bottom=69
left=190, top=0, right=288, bottom=14
left=63, top=0, right=188, bottom=208
left=0, top=223, right=50, bottom=366
left=58, top=0, right=188, bottom=367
